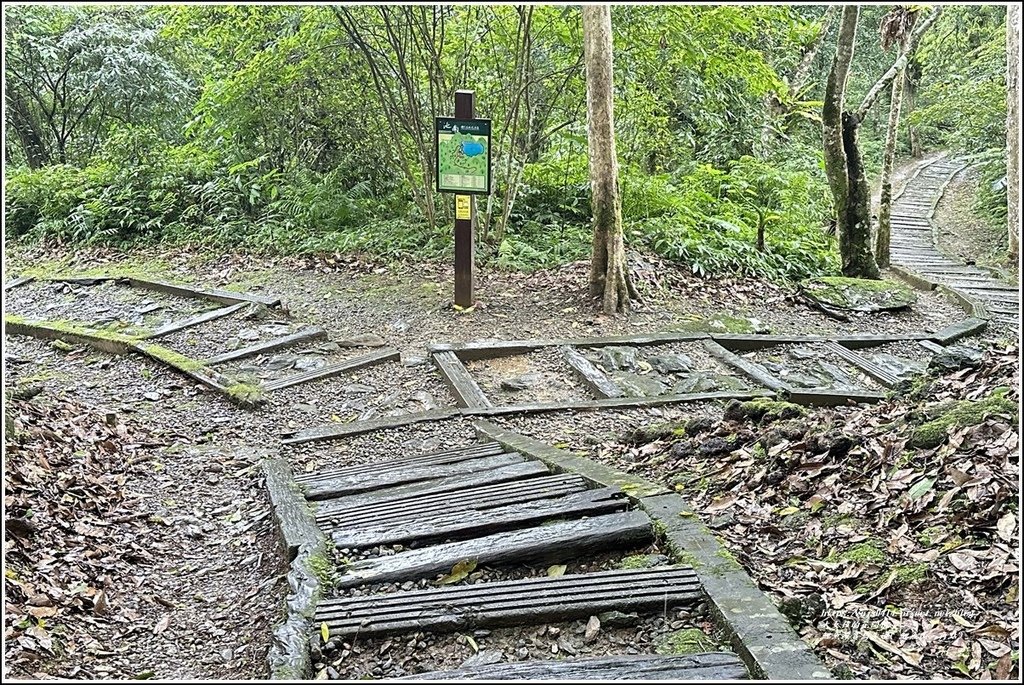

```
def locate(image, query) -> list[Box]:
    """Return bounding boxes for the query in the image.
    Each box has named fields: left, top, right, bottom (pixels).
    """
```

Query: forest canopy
left=3, top=4, right=1010, bottom=280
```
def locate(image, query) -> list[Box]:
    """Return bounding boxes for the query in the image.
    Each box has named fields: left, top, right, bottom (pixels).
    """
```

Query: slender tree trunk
left=7, top=91, right=49, bottom=169
left=876, top=70, right=907, bottom=268
left=1008, top=4, right=1020, bottom=262
left=823, top=7, right=880, bottom=279
left=582, top=5, right=636, bottom=313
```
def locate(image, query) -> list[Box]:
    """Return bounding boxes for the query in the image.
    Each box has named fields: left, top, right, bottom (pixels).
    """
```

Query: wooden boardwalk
left=891, top=156, right=1019, bottom=328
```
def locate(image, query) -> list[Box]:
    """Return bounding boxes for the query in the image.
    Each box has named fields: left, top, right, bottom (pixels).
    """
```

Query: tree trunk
left=7, top=91, right=49, bottom=169
left=876, top=70, right=907, bottom=268
left=582, top=5, right=635, bottom=313
left=1008, top=4, right=1020, bottom=262
left=823, top=6, right=880, bottom=279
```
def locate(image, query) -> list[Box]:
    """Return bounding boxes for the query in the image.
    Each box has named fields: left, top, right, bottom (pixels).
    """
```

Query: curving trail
left=890, top=155, right=1019, bottom=329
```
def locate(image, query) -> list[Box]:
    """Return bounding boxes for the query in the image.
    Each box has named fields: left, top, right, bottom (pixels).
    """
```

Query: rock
left=779, top=593, right=826, bottom=627
left=648, top=354, right=693, bottom=374
left=293, top=356, right=324, bottom=371
left=143, top=392, right=161, bottom=401
left=410, top=391, right=437, bottom=410
left=265, top=355, right=298, bottom=371
left=402, top=355, right=428, bottom=367
left=342, top=383, right=376, bottom=395
left=500, top=373, right=543, bottom=391
left=788, top=346, right=817, bottom=360
left=871, top=353, right=927, bottom=381
left=390, top=319, right=411, bottom=334
left=236, top=328, right=261, bottom=341
left=612, top=372, right=668, bottom=398
left=598, top=346, right=639, bottom=371
left=711, top=374, right=748, bottom=391
left=336, top=333, right=387, bottom=348
left=292, top=403, right=317, bottom=413
left=683, top=417, right=714, bottom=436
left=597, top=610, right=639, bottom=628
left=698, top=436, right=733, bottom=456
left=51, top=339, right=75, bottom=352
left=515, top=647, right=529, bottom=660
left=221, top=647, right=234, bottom=663
left=929, top=344, right=984, bottom=373
left=460, top=650, right=503, bottom=668
left=800, top=276, right=917, bottom=313
left=584, top=615, right=601, bottom=643
left=672, top=373, right=718, bottom=394
left=315, top=341, right=342, bottom=353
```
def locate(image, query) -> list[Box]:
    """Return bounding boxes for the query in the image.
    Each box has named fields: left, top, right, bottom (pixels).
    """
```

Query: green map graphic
left=438, top=130, right=488, bottom=192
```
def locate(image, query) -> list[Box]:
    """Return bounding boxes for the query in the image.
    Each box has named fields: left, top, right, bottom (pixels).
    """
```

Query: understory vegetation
left=4, top=5, right=1009, bottom=280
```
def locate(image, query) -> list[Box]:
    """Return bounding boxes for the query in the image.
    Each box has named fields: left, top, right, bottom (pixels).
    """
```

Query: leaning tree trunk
left=876, top=70, right=908, bottom=268
left=582, top=5, right=636, bottom=314
left=1008, top=4, right=1020, bottom=262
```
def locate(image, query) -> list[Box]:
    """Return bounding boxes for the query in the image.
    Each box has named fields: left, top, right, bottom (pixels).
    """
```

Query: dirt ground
left=1, top=237, right=1014, bottom=679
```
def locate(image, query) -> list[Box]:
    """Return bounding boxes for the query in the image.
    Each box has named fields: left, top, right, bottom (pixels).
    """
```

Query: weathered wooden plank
left=333, top=510, right=653, bottom=589
left=561, top=345, right=623, bottom=398
left=40, top=276, right=114, bottom=285
left=320, top=566, right=699, bottom=631
left=462, top=390, right=772, bottom=418
left=324, top=566, right=699, bottom=614
left=432, top=350, right=492, bottom=408
left=203, top=327, right=327, bottom=365
left=402, top=653, right=748, bottom=681
left=302, top=453, right=527, bottom=501
left=131, top=341, right=265, bottom=408
left=296, top=442, right=504, bottom=484
left=822, top=342, right=899, bottom=389
left=710, top=334, right=827, bottom=351
left=330, top=487, right=628, bottom=549
left=127, top=277, right=280, bottom=306
left=5, top=317, right=136, bottom=355
left=427, top=332, right=710, bottom=361
left=702, top=340, right=789, bottom=393
left=281, top=409, right=461, bottom=445
left=918, top=339, right=945, bottom=354
left=144, top=302, right=249, bottom=339
left=4, top=276, right=34, bottom=290
left=830, top=333, right=932, bottom=348
left=264, top=348, right=401, bottom=391
left=320, top=472, right=577, bottom=524
left=928, top=318, right=988, bottom=345
left=473, top=420, right=669, bottom=498
left=787, top=388, right=886, bottom=406
left=315, top=463, right=562, bottom=520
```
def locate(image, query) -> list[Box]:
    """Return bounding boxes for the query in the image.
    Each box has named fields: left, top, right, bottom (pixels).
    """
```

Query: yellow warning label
left=456, top=195, right=471, bottom=220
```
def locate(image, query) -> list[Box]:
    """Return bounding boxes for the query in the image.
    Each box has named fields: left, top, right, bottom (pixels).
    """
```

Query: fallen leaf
left=438, top=559, right=477, bottom=585
left=547, top=565, right=567, bottom=577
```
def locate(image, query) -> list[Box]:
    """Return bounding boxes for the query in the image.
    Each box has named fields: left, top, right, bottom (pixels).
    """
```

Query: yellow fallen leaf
left=438, top=559, right=477, bottom=585
left=547, top=565, right=567, bottom=577
left=320, top=621, right=330, bottom=642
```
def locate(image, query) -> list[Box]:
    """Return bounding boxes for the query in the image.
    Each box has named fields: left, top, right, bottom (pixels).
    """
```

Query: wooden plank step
left=127, top=277, right=280, bottom=306
left=319, top=565, right=698, bottom=635
left=702, top=340, right=789, bottom=393
left=281, top=408, right=461, bottom=445
left=145, top=302, right=249, bottom=338
left=823, top=342, right=899, bottom=388
left=929, top=318, right=988, bottom=344
left=460, top=390, right=769, bottom=417
left=432, top=351, right=492, bottom=408
left=296, top=442, right=505, bottom=484
left=329, top=486, right=629, bottom=549
left=264, top=347, right=401, bottom=391
left=303, top=452, right=527, bottom=501
left=332, top=510, right=654, bottom=589
left=402, top=653, right=748, bottom=680
left=4, top=276, right=34, bottom=290
left=319, top=473, right=585, bottom=527
left=561, top=345, right=623, bottom=398
left=203, top=327, right=328, bottom=365
left=315, top=463, right=556, bottom=518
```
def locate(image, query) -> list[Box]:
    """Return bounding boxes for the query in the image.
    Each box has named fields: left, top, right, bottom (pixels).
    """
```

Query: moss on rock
left=654, top=628, right=718, bottom=655
left=801, top=276, right=917, bottom=312
left=724, top=398, right=806, bottom=424
left=909, top=391, right=1018, bottom=448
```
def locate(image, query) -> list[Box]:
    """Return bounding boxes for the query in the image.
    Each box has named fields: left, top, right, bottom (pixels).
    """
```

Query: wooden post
left=454, top=90, right=475, bottom=308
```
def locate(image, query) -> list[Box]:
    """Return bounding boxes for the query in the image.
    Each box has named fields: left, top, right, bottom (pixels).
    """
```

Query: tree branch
left=855, top=6, right=942, bottom=123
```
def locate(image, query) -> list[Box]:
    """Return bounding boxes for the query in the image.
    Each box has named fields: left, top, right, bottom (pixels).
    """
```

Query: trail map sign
left=435, top=117, right=491, bottom=195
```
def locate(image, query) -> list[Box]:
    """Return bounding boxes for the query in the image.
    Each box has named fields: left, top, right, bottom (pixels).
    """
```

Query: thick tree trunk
left=823, top=7, right=880, bottom=279
left=1008, top=4, right=1020, bottom=262
left=876, top=70, right=907, bottom=268
left=7, top=91, right=49, bottom=169
left=582, top=5, right=635, bottom=314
